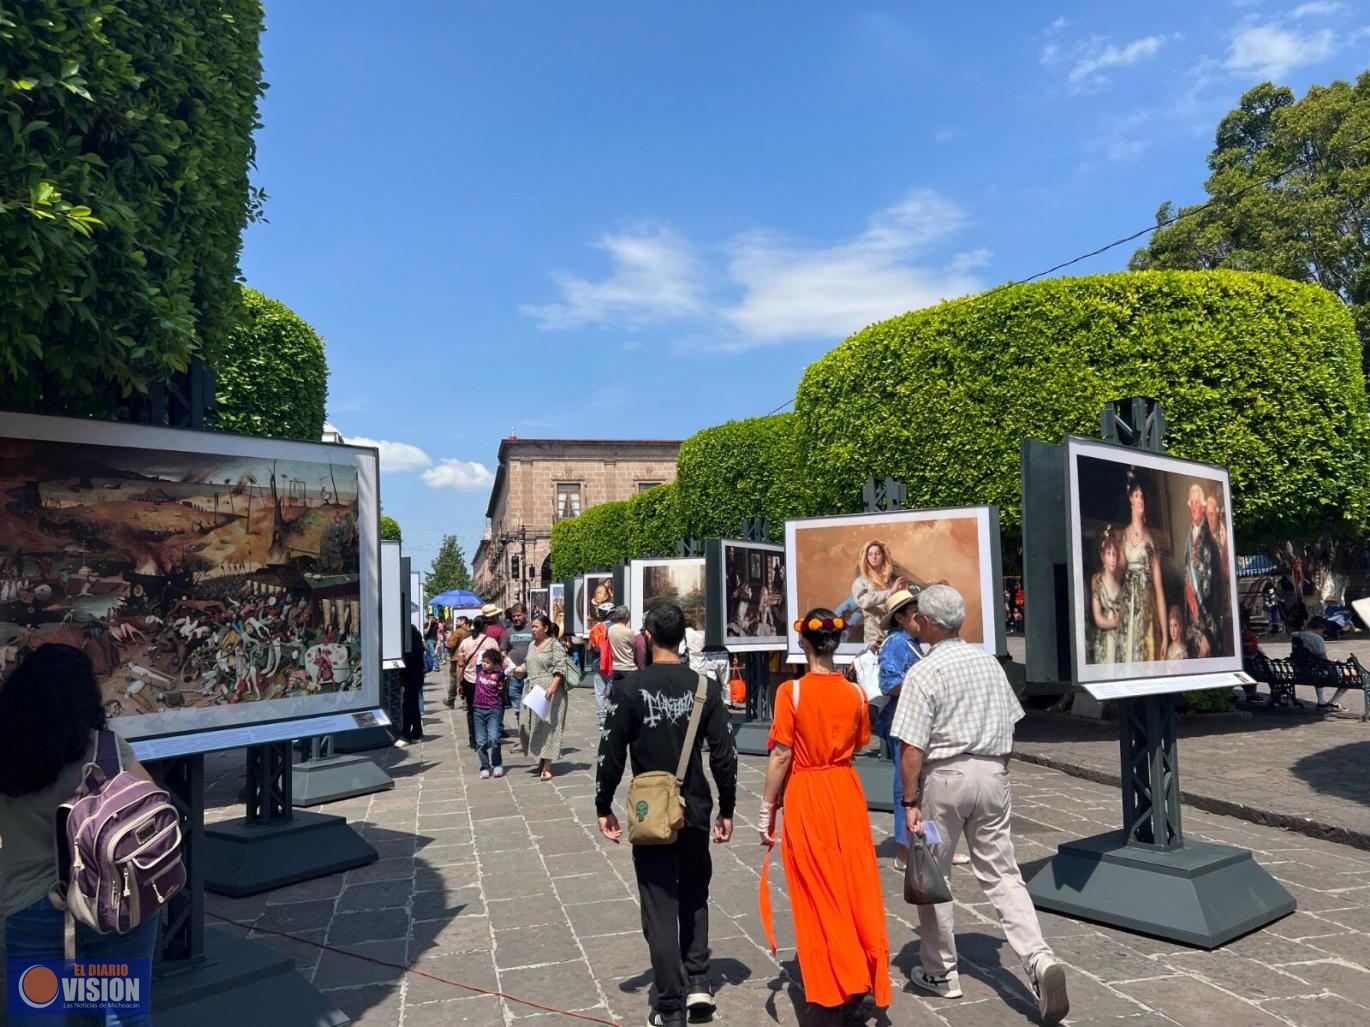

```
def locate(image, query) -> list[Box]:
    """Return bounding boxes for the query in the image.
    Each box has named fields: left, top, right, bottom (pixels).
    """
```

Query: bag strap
left=674, top=674, right=712, bottom=785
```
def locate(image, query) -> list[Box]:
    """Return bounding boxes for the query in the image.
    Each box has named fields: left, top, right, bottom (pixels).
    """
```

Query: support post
left=148, top=753, right=348, bottom=1027
left=1026, top=398, right=1295, bottom=946
left=202, top=743, right=378, bottom=897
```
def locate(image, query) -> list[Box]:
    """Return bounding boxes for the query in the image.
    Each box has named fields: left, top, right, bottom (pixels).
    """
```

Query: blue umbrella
left=428, top=588, right=484, bottom=608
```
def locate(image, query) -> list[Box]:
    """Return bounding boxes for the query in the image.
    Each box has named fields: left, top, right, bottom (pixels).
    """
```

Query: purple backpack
left=50, top=730, right=185, bottom=958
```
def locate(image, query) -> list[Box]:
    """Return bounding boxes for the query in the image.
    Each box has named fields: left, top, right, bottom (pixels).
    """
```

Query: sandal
left=540, top=770, right=553, bottom=782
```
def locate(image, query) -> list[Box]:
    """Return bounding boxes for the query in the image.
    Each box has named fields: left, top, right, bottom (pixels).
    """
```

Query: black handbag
left=903, top=834, right=953, bottom=905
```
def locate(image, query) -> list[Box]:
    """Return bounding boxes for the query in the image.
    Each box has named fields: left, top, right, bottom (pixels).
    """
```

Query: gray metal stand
left=292, top=734, right=394, bottom=807
left=854, top=755, right=895, bottom=814
left=204, top=742, right=377, bottom=897
left=332, top=668, right=401, bottom=752
left=1025, top=399, right=1295, bottom=947
left=150, top=755, right=348, bottom=1026
left=733, top=650, right=774, bottom=755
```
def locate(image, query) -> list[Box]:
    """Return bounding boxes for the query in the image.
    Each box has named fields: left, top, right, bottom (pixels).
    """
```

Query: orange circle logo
left=19, top=965, right=60, bottom=1008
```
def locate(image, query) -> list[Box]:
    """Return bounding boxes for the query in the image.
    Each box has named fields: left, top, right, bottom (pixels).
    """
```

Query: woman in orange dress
left=759, top=609, right=892, bottom=1024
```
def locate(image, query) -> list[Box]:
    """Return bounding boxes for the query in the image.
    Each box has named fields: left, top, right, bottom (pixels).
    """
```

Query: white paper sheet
left=523, top=685, right=552, bottom=722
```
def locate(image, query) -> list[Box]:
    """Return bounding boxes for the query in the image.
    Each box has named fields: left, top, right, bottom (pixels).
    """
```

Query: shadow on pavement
left=1292, top=740, right=1370, bottom=809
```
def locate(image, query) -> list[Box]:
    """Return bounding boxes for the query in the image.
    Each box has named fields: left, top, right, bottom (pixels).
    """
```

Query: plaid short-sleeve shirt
left=889, top=637, right=1023, bottom=761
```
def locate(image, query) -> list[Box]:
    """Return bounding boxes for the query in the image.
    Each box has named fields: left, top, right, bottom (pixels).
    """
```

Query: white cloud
left=522, top=190, right=987, bottom=349
left=1049, top=16, right=1068, bottom=32
left=1067, top=35, right=1167, bottom=91
left=422, top=459, right=496, bottom=491
left=1091, top=111, right=1155, bottom=162
left=519, top=227, right=704, bottom=330
left=722, top=191, right=985, bottom=344
left=1225, top=23, right=1335, bottom=77
left=344, top=436, right=432, bottom=473
left=1291, top=1, right=1343, bottom=17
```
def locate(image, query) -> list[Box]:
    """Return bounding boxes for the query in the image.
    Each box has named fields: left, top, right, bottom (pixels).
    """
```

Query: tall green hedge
left=797, top=271, right=1370, bottom=543
left=211, top=287, right=328, bottom=439
left=674, top=413, right=810, bottom=542
left=1, top=1, right=265, bottom=415
left=624, top=482, right=684, bottom=559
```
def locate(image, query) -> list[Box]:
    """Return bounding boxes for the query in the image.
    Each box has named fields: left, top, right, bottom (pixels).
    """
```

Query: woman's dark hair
left=799, top=607, right=843, bottom=657
left=0, top=644, right=106, bottom=797
left=472, top=616, right=488, bottom=635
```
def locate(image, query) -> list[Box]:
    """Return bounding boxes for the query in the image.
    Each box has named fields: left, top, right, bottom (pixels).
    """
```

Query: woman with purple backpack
left=0, top=645, right=162, bottom=1027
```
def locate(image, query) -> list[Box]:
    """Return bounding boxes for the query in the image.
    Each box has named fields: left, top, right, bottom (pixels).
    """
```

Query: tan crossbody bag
left=627, top=674, right=711, bottom=846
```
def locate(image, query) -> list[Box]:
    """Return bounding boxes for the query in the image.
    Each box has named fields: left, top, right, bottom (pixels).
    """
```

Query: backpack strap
left=792, top=678, right=800, bottom=711
left=94, top=728, right=122, bottom=777
left=673, top=674, right=712, bottom=785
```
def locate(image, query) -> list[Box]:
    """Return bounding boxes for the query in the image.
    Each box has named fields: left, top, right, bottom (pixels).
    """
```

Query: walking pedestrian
left=890, top=584, right=1069, bottom=1025
left=519, top=614, right=571, bottom=781
left=502, top=603, right=534, bottom=714
left=471, top=648, right=508, bottom=779
left=876, top=588, right=922, bottom=872
left=596, top=602, right=738, bottom=1027
left=450, top=617, right=499, bottom=750
left=759, top=609, right=891, bottom=1025
left=422, top=612, right=439, bottom=667
left=603, top=605, right=636, bottom=723
left=396, top=623, right=426, bottom=746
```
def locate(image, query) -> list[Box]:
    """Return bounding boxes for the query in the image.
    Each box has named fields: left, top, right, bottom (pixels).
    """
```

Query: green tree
left=211, top=287, right=328, bottom=439
left=379, top=516, right=402, bottom=542
left=0, top=1, right=266, bottom=416
left=424, top=534, right=474, bottom=599
left=1130, top=75, right=1370, bottom=372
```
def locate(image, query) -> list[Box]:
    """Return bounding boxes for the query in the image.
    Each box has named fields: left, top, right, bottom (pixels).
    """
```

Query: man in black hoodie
left=595, top=602, right=737, bottom=1027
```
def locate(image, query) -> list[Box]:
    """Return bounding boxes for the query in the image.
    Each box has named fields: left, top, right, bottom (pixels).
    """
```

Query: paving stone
left=1262, top=994, right=1370, bottom=1026
left=411, top=914, right=492, bottom=955
left=403, top=949, right=500, bottom=1003
left=329, top=908, right=411, bottom=944
left=336, top=879, right=413, bottom=912
left=497, top=959, right=603, bottom=1011
left=312, top=938, right=408, bottom=989
left=1115, top=975, right=1289, bottom=1025
left=563, top=897, right=641, bottom=938
left=493, top=922, right=578, bottom=969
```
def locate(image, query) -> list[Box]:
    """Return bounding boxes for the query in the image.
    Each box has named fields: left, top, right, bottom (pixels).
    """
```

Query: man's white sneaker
left=1032, top=960, right=1069, bottom=1025
left=952, top=852, right=971, bottom=866
left=685, top=975, right=715, bottom=1020
left=910, top=968, right=962, bottom=999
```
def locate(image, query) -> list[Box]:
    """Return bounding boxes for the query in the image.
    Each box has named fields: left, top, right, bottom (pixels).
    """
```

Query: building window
left=638, top=481, right=663, bottom=493
left=555, top=483, right=581, bottom=521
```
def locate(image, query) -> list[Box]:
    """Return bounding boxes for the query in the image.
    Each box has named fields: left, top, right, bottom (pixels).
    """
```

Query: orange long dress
left=765, top=671, right=892, bottom=1009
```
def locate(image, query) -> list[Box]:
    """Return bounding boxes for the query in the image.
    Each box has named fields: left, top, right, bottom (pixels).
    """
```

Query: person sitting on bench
left=1292, top=618, right=1347, bottom=711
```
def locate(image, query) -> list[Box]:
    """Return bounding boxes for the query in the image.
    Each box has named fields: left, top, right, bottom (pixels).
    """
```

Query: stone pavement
left=1003, top=636, right=1370, bottom=849
left=180, top=671, right=1370, bottom=1027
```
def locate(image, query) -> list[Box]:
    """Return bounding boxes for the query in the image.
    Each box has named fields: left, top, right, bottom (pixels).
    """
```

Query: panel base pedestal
left=292, top=754, right=393, bottom=807
left=1026, top=831, right=1296, bottom=948
left=154, top=929, right=347, bottom=1027
left=329, top=725, right=398, bottom=753
left=203, top=811, right=376, bottom=897
left=854, top=755, right=895, bottom=814
left=732, top=718, right=772, bottom=756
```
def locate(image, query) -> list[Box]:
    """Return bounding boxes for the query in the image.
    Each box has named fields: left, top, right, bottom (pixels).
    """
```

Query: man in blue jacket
left=877, top=589, right=922, bottom=871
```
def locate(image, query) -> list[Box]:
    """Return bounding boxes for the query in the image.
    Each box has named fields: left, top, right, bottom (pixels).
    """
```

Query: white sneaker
left=492, top=767, right=505, bottom=778
left=393, top=738, right=409, bottom=748
left=479, top=769, right=491, bottom=780
left=910, top=968, right=962, bottom=999
left=685, top=975, right=715, bottom=1020
left=1032, top=960, right=1069, bottom=1025
left=893, top=857, right=908, bottom=873
left=952, top=852, right=971, bottom=866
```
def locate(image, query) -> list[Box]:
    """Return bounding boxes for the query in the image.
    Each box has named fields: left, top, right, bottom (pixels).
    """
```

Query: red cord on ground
left=207, top=912, right=622, bottom=1025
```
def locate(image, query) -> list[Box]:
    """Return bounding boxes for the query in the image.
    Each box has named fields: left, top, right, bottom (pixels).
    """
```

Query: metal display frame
left=1024, top=398, right=1296, bottom=947
left=704, top=537, right=788, bottom=652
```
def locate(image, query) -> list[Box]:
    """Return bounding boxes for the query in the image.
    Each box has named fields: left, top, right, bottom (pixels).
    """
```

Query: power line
left=757, top=126, right=1370, bottom=418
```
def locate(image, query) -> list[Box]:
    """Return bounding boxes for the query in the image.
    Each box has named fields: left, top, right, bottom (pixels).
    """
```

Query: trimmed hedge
left=674, top=413, right=810, bottom=542
left=1, top=1, right=266, bottom=416
left=211, top=287, right=328, bottom=440
left=625, top=482, right=684, bottom=559
left=796, top=271, right=1370, bottom=543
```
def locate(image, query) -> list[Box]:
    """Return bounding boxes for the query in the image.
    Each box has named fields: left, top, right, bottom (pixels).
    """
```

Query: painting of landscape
left=0, top=427, right=370, bottom=737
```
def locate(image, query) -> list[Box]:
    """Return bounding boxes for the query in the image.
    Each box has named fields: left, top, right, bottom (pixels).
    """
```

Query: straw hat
left=480, top=603, right=504, bottom=619
left=880, top=588, right=920, bottom=632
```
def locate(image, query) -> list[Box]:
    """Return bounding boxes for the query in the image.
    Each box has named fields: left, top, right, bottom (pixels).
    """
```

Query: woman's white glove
left=758, top=800, right=778, bottom=846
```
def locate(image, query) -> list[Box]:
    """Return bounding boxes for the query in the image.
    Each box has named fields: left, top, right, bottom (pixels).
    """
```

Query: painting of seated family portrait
left=1068, top=438, right=1241, bottom=685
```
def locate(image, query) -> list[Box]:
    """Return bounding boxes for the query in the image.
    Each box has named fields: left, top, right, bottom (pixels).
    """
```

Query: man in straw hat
left=876, top=588, right=923, bottom=872
left=890, top=584, right=1068, bottom=1023
left=480, top=603, right=506, bottom=647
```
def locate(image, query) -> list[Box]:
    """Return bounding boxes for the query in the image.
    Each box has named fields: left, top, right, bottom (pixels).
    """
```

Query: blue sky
left=240, top=1, right=1370, bottom=575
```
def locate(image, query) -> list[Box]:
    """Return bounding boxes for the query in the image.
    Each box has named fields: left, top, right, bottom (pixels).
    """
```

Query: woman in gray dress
left=519, top=614, right=570, bottom=781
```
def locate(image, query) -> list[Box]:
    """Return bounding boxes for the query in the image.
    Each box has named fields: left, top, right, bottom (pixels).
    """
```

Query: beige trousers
left=916, top=754, right=1053, bottom=979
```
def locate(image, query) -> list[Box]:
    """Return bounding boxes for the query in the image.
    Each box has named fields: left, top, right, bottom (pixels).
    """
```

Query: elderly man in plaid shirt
left=890, top=584, right=1070, bottom=1025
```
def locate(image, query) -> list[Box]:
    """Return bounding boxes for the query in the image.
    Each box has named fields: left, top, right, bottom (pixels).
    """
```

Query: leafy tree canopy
left=425, top=534, right=474, bottom=599
left=1130, top=75, right=1370, bottom=373
left=0, top=1, right=266, bottom=417
left=211, top=287, right=328, bottom=439
left=379, top=516, right=402, bottom=542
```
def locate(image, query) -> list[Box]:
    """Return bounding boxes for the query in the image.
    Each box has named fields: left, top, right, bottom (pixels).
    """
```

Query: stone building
left=472, top=437, right=681, bottom=610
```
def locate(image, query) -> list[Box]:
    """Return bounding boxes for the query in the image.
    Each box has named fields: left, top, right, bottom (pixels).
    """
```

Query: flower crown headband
left=794, top=616, right=846, bottom=633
